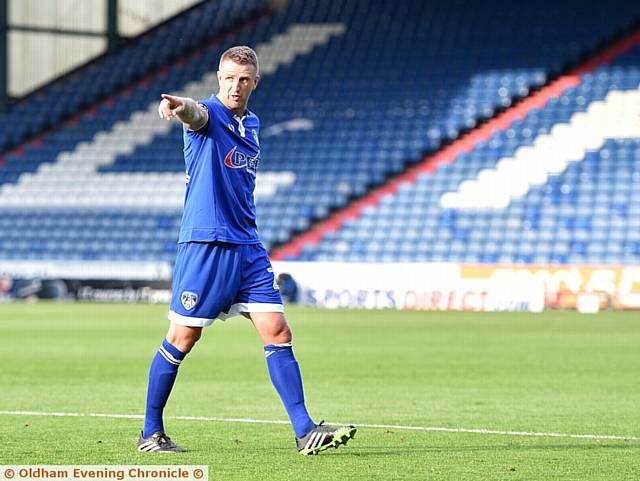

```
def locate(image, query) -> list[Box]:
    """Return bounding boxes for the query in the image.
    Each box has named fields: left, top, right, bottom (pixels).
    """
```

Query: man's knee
left=166, top=323, right=202, bottom=354
left=274, top=322, right=292, bottom=343
left=251, top=312, right=292, bottom=345
left=266, top=315, right=292, bottom=344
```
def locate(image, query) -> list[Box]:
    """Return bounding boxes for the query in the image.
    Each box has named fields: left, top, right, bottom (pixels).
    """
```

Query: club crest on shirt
left=181, top=291, right=198, bottom=310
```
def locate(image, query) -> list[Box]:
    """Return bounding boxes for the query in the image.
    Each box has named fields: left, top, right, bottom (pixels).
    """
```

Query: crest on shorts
left=181, top=291, right=198, bottom=310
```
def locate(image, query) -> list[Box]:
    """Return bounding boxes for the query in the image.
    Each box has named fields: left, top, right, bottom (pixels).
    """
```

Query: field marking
left=1, top=410, right=638, bottom=441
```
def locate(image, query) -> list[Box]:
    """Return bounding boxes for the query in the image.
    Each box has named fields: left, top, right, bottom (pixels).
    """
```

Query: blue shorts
left=168, top=241, right=283, bottom=327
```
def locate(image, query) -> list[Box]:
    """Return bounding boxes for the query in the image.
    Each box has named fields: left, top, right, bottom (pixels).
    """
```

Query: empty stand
left=0, top=0, right=638, bottom=264
left=300, top=44, right=640, bottom=265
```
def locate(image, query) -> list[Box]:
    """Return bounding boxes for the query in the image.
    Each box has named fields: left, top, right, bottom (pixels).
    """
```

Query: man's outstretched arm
left=158, top=93, right=209, bottom=131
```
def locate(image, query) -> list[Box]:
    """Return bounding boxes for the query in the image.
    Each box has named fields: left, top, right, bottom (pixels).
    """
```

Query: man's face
left=217, top=58, right=259, bottom=115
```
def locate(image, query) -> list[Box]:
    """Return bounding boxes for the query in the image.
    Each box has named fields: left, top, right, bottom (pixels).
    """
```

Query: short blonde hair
left=219, top=46, right=259, bottom=74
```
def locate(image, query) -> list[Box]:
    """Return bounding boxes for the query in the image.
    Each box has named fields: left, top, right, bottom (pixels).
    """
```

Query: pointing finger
left=161, top=93, right=180, bottom=104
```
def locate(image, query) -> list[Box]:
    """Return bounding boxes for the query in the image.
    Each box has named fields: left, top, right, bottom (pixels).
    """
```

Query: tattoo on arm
left=179, top=98, right=208, bottom=131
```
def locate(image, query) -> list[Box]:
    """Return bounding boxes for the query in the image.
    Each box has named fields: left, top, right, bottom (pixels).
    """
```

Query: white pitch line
left=1, top=410, right=638, bottom=441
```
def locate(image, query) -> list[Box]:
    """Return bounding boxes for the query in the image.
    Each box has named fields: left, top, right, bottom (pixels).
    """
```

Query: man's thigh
left=169, top=242, right=243, bottom=326
left=218, top=243, right=284, bottom=320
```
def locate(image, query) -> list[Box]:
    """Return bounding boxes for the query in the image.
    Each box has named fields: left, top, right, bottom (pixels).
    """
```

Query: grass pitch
left=0, top=303, right=639, bottom=480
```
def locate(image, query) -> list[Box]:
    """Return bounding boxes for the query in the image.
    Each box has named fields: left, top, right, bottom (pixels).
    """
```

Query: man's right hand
left=158, top=94, right=186, bottom=120
left=157, top=93, right=209, bottom=131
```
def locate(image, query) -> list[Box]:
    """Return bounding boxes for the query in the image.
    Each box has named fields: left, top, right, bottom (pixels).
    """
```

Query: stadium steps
left=271, top=26, right=640, bottom=260
left=2, top=0, right=639, bottom=263
left=0, top=23, right=346, bottom=209
left=0, top=0, right=270, bottom=164
left=440, top=88, right=640, bottom=210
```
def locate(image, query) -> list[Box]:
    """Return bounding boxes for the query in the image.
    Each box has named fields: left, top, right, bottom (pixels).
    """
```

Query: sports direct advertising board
left=272, top=262, right=546, bottom=312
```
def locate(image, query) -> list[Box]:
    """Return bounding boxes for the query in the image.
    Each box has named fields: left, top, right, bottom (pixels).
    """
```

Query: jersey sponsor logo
left=181, top=291, right=198, bottom=310
left=224, top=146, right=260, bottom=175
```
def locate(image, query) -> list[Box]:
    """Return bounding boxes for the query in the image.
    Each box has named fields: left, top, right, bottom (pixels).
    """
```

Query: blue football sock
left=143, top=339, right=186, bottom=438
left=264, top=343, right=315, bottom=438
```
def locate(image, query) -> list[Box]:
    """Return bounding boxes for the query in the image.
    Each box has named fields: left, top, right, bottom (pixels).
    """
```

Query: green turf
left=0, top=303, right=639, bottom=480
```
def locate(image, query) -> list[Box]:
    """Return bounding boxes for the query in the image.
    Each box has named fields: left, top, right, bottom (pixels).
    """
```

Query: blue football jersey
left=178, top=95, right=261, bottom=244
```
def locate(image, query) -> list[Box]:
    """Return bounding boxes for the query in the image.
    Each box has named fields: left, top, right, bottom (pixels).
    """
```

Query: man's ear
left=253, top=75, right=261, bottom=90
